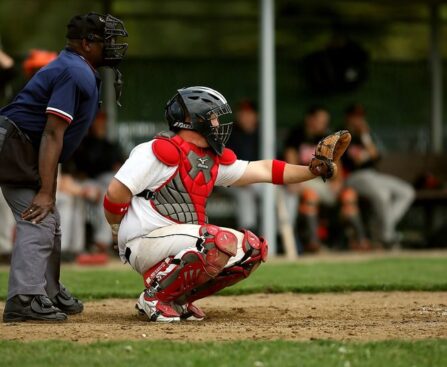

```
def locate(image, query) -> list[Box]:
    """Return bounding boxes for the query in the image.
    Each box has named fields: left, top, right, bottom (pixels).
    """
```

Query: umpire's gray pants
left=1, top=185, right=62, bottom=300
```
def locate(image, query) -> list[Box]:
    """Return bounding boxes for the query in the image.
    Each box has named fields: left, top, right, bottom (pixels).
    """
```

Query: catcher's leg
left=182, top=229, right=268, bottom=304
left=136, top=224, right=237, bottom=322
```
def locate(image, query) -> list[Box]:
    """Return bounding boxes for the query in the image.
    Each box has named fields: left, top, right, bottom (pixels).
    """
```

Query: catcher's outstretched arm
left=232, top=160, right=315, bottom=186
left=233, top=130, right=351, bottom=186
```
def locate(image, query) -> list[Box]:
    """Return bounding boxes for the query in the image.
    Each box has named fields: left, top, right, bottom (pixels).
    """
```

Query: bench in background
left=377, top=153, right=447, bottom=246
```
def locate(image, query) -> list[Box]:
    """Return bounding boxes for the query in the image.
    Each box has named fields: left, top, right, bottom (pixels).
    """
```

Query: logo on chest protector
left=187, top=151, right=212, bottom=182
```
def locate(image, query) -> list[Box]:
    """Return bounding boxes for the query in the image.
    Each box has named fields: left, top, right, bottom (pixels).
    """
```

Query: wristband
left=272, top=160, right=286, bottom=185
left=103, top=195, right=130, bottom=215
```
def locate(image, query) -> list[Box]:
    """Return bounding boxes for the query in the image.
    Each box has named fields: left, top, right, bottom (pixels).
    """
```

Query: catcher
left=104, top=86, right=350, bottom=322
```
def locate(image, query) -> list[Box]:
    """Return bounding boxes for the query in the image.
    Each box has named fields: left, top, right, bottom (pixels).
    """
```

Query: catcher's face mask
left=191, top=104, right=233, bottom=156
left=166, top=87, right=233, bottom=156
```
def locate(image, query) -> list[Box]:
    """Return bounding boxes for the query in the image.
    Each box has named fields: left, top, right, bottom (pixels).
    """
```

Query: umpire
left=0, top=12, right=128, bottom=322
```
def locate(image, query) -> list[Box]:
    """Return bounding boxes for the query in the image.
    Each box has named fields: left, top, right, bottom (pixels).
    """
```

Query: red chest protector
left=149, top=131, right=237, bottom=224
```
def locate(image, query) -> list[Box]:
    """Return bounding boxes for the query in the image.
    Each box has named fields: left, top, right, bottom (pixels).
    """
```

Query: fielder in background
left=0, top=12, right=128, bottom=322
left=104, top=86, right=351, bottom=322
left=284, top=106, right=369, bottom=252
left=225, top=99, right=261, bottom=233
left=342, top=103, right=415, bottom=247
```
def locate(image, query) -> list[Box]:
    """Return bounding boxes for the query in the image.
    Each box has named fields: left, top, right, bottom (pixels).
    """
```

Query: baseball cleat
left=51, top=285, right=84, bottom=315
left=173, top=302, right=206, bottom=321
left=3, top=295, right=67, bottom=323
left=136, top=291, right=180, bottom=323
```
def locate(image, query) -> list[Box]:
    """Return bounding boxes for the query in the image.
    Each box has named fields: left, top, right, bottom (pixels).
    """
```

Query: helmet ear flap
left=166, top=95, right=187, bottom=130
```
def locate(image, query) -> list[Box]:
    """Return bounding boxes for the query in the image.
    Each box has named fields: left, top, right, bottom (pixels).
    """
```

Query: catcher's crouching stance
left=104, top=86, right=351, bottom=322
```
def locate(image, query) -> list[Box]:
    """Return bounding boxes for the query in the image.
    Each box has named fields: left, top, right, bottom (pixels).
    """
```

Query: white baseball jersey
left=114, top=140, right=249, bottom=261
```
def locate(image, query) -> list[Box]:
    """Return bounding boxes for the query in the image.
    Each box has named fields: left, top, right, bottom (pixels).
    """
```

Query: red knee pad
left=199, top=224, right=237, bottom=258
left=241, top=229, right=268, bottom=262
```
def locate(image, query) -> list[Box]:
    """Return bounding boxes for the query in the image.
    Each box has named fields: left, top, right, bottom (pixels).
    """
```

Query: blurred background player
left=342, top=103, right=415, bottom=247
left=0, top=191, right=15, bottom=264
left=22, top=49, right=58, bottom=79
left=103, top=86, right=350, bottom=322
left=0, top=46, right=15, bottom=103
left=226, top=99, right=261, bottom=233
left=284, top=105, right=369, bottom=252
left=57, top=111, right=125, bottom=262
left=0, top=47, right=15, bottom=263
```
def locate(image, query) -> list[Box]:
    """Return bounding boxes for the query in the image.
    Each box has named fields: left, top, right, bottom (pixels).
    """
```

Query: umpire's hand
left=22, top=192, right=55, bottom=224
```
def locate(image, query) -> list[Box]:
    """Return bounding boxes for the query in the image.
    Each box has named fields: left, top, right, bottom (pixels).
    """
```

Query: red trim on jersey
left=46, top=110, right=72, bottom=123
left=272, top=160, right=286, bottom=185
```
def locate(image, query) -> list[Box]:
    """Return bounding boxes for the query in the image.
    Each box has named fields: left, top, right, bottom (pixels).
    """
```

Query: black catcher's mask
left=66, top=12, right=128, bottom=105
left=165, top=86, right=233, bottom=156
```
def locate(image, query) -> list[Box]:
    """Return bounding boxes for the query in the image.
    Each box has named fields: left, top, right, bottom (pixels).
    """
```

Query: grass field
left=1, top=256, right=446, bottom=366
left=1, top=339, right=447, bottom=367
left=1, top=257, right=446, bottom=300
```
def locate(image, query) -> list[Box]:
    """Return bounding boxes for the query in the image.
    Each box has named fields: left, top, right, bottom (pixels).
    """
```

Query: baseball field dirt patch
left=1, top=292, right=446, bottom=342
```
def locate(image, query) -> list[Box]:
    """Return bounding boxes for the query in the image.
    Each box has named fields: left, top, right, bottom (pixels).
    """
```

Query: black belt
left=125, top=247, right=131, bottom=262
left=0, top=116, right=31, bottom=143
left=136, top=189, right=155, bottom=200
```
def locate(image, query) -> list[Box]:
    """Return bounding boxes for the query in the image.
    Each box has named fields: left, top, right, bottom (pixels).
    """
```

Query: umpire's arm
left=22, top=115, right=69, bottom=223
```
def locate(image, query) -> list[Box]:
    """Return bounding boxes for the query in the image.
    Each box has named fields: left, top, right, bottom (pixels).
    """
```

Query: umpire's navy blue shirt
left=0, top=48, right=101, bottom=162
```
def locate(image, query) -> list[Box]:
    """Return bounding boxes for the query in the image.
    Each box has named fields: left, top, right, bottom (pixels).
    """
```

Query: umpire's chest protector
left=150, top=132, right=236, bottom=225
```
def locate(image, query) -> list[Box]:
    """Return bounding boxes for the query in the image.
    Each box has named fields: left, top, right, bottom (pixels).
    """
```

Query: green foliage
left=0, top=0, right=442, bottom=59
left=0, top=1, right=438, bottom=135
left=0, top=257, right=446, bottom=300
left=219, top=257, right=447, bottom=295
left=0, top=339, right=446, bottom=367
left=117, top=59, right=432, bottom=133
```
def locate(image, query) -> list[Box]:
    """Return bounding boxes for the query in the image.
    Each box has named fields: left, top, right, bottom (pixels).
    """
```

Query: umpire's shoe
left=51, top=286, right=84, bottom=315
left=3, top=295, right=67, bottom=322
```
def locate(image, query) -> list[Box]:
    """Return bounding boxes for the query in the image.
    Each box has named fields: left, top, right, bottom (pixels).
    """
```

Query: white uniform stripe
left=46, top=107, right=73, bottom=121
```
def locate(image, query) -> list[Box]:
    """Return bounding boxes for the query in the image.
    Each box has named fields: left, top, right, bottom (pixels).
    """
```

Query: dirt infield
left=1, top=292, right=446, bottom=343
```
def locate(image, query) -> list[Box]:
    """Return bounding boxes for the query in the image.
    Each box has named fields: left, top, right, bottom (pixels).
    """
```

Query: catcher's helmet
left=165, top=86, right=233, bottom=156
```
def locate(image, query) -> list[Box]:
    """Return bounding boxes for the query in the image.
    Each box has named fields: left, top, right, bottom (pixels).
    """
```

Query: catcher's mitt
left=309, top=130, right=351, bottom=181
